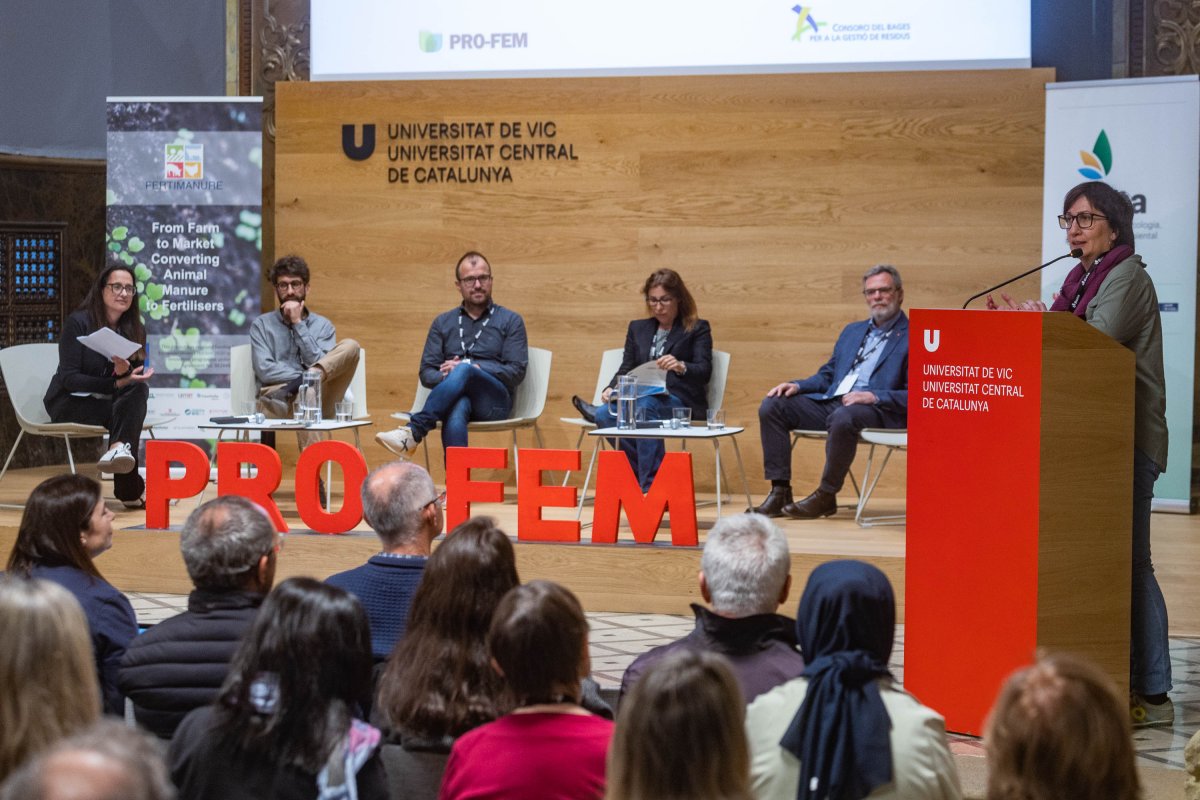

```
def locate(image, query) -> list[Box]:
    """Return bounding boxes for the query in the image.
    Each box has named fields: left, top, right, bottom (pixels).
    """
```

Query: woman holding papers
left=571, top=269, right=713, bottom=491
left=43, top=266, right=155, bottom=508
left=988, top=181, right=1172, bottom=728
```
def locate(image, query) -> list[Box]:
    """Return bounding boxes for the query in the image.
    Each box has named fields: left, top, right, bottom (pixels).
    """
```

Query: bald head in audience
left=360, top=461, right=443, bottom=554
left=325, top=460, right=444, bottom=660
left=0, top=720, right=174, bottom=800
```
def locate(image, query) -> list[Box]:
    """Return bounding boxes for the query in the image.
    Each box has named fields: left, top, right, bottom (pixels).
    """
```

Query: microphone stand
left=961, top=249, right=1082, bottom=309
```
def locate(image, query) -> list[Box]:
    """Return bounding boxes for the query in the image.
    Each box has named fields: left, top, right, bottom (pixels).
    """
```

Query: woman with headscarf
left=743, top=560, right=960, bottom=800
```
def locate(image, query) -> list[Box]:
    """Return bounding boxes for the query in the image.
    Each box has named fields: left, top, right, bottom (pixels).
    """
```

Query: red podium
left=905, top=309, right=1134, bottom=735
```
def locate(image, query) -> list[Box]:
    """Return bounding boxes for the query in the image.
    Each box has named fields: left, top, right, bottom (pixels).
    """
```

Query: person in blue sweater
left=325, top=461, right=443, bottom=661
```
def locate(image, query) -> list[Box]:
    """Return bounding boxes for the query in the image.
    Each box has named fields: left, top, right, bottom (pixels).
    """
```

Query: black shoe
left=782, top=489, right=837, bottom=520
left=750, top=486, right=793, bottom=518
left=572, top=395, right=599, bottom=424
left=317, top=477, right=328, bottom=510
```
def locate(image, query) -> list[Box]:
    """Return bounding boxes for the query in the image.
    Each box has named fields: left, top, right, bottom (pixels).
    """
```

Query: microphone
left=961, top=249, right=1083, bottom=309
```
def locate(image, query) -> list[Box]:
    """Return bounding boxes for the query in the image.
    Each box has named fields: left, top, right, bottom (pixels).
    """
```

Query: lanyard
left=1068, top=253, right=1108, bottom=312
left=851, top=326, right=890, bottom=370
left=457, top=306, right=495, bottom=357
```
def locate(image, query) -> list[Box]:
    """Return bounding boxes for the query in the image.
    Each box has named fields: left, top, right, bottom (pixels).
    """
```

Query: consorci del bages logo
left=791, top=5, right=823, bottom=40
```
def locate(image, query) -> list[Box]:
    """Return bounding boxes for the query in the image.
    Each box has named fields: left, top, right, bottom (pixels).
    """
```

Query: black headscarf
left=780, top=560, right=895, bottom=800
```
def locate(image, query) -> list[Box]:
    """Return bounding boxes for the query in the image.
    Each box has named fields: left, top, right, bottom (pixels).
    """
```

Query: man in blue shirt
left=753, top=265, right=908, bottom=520
left=325, top=461, right=442, bottom=660
left=377, top=251, right=528, bottom=456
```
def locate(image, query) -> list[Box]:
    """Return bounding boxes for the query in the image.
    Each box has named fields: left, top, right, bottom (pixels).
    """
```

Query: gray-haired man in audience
left=618, top=513, right=804, bottom=704
left=326, top=461, right=443, bottom=661
left=0, top=719, right=175, bottom=800
left=118, top=496, right=279, bottom=739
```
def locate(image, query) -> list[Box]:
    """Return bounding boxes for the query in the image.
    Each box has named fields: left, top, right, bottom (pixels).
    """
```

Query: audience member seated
left=745, top=560, right=961, bottom=800
left=42, top=266, right=155, bottom=509
left=439, top=580, right=614, bottom=800
left=0, top=719, right=176, bottom=800
left=118, top=496, right=280, bottom=739
left=607, top=649, right=752, bottom=800
left=572, top=268, right=713, bottom=491
left=1187, top=728, right=1200, bottom=800
left=168, top=578, right=387, bottom=800
left=376, top=517, right=519, bottom=753
left=5, top=474, right=137, bottom=715
left=619, top=513, right=803, bottom=705
left=985, top=651, right=1139, bottom=800
left=0, top=577, right=100, bottom=784
left=326, top=461, right=442, bottom=661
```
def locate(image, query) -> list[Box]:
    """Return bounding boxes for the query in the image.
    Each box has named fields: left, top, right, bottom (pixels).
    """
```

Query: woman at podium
left=989, top=181, right=1172, bottom=727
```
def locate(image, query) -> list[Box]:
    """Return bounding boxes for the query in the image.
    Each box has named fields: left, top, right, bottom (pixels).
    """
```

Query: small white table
left=581, top=425, right=753, bottom=518
left=196, top=419, right=373, bottom=506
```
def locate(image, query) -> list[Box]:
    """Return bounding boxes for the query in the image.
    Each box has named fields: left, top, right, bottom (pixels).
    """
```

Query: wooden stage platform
left=0, top=466, right=906, bottom=618
left=3, top=465, right=1198, bottom=632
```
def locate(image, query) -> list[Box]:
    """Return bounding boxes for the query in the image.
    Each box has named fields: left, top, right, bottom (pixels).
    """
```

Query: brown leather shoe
left=750, top=486, right=793, bottom=518
left=782, top=489, right=837, bottom=520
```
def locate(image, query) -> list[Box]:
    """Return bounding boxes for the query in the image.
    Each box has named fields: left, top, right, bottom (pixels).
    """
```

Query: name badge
left=833, top=371, right=859, bottom=397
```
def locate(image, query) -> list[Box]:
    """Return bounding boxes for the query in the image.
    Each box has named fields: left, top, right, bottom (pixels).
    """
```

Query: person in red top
left=438, top=581, right=613, bottom=800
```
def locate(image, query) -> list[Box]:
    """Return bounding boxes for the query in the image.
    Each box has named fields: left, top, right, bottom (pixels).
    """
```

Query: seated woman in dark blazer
left=43, top=265, right=155, bottom=508
left=573, top=268, right=713, bottom=491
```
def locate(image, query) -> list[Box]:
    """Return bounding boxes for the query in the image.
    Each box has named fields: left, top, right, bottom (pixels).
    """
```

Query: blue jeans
left=1131, top=447, right=1172, bottom=695
left=409, top=363, right=512, bottom=449
left=593, top=392, right=682, bottom=491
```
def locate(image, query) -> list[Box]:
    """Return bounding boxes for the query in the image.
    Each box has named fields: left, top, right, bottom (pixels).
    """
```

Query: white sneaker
left=1130, top=693, right=1174, bottom=727
left=376, top=427, right=418, bottom=456
left=97, top=443, right=136, bottom=475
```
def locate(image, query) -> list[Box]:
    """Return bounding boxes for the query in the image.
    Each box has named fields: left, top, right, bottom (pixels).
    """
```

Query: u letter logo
left=342, top=124, right=376, bottom=161
left=923, top=329, right=941, bottom=353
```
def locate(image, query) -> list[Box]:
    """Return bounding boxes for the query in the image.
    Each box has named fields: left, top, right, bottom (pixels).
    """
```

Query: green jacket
left=1085, top=253, right=1168, bottom=471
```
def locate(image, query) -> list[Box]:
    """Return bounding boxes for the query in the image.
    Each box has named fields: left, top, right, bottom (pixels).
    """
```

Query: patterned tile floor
left=130, top=594, right=1199, bottom=770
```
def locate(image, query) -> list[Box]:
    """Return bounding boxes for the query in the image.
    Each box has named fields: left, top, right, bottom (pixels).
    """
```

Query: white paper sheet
left=77, top=328, right=141, bottom=360
left=627, top=360, right=668, bottom=390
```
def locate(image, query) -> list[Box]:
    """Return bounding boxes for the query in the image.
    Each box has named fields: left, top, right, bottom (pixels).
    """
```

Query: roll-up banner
left=1043, top=76, right=1199, bottom=512
left=106, top=97, right=263, bottom=447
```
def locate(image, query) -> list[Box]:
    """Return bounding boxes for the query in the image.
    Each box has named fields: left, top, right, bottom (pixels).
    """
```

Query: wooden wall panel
left=275, top=69, right=1053, bottom=494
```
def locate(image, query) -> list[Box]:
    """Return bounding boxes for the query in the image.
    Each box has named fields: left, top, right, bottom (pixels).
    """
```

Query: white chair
left=706, top=350, right=731, bottom=415
left=391, top=347, right=552, bottom=476
left=854, top=428, right=907, bottom=527
left=787, top=426, right=907, bottom=526
left=229, top=343, right=257, bottom=415
left=689, top=350, right=733, bottom=498
left=0, top=343, right=172, bottom=504
left=230, top=343, right=368, bottom=417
